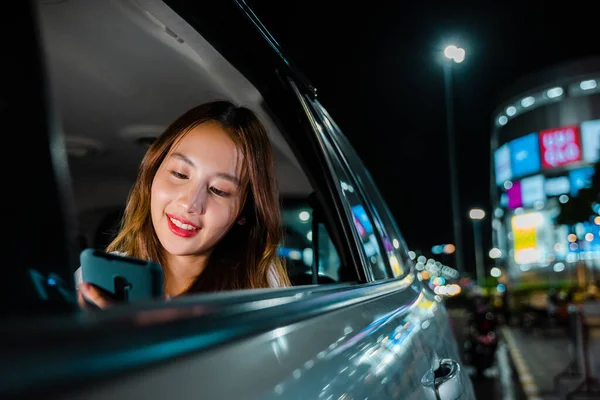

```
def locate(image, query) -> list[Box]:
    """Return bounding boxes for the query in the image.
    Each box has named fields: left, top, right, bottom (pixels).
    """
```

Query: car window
left=295, top=100, right=392, bottom=282
left=280, top=198, right=342, bottom=285
left=324, top=140, right=392, bottom=280
left=307, top=98, right=414, bottom=281
left=37, top=0, right=360, bottom=294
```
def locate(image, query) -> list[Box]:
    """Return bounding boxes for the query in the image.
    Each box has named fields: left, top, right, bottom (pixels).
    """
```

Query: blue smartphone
left=80, top=248, right=163, bottom=302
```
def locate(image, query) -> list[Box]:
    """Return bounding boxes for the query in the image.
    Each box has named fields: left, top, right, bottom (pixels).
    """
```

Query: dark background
left=248, top=0, right=599, bottom=274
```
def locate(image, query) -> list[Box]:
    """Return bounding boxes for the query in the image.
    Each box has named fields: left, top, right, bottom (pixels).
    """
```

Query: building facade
left=490, top=56, right=600, bottom=287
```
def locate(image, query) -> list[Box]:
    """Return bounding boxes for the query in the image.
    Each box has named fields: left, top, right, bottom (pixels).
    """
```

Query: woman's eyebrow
left=171, top=152, right=195, bottom=167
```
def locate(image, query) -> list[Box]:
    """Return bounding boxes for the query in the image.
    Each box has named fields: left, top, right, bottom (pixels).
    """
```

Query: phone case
left=80, top=248, right=163, bottom=301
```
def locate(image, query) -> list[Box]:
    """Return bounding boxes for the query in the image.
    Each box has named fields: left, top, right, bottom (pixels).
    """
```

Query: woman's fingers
left=77, top=289, right=90, bottom=310
left=78, top=282, right=114, bottom=309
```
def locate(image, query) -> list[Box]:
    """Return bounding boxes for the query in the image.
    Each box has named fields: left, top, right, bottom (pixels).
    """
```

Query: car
left=1, top=0, right=475, bottom=399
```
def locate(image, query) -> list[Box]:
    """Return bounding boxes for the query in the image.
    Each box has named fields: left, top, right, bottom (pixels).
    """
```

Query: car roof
left=37, top=0, right=313, bottom=217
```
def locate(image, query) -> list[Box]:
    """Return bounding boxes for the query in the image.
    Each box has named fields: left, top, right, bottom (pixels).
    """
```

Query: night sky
left=248, top=0, right=599, bottom=273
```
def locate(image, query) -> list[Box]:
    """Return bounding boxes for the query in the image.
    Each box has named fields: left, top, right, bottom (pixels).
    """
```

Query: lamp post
left=443, top=45, right=466, bottom=273
left=469, top=208, right=486, bottom=287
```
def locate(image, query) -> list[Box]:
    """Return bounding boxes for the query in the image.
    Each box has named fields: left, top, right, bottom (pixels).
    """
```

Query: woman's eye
left=210, top=187, right=229, bottom=197
left=170, top=171, right=188, bottom=179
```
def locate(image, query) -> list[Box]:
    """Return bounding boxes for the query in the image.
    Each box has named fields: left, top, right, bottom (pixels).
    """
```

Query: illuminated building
left=490, top=56, right=600, bottom=286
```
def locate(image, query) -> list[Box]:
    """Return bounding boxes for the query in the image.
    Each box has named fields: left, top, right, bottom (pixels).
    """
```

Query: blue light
left=569, top=166, right=595, bottom=197
left=351, top=205, right=373, bottom=234
left=278, top=247, right=302, bottom=257
left=509, top=133, right=541, bottom=178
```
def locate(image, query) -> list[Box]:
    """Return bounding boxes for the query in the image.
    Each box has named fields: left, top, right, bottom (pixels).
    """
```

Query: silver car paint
left=62, top=278, right=472, bottom=400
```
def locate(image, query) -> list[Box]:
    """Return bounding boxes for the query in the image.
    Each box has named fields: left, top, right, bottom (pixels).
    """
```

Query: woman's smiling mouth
left=167, top=214, right=200, bottom=237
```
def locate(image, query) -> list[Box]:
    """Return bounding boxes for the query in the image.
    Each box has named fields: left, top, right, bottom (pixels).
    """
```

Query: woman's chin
left=162, top=241, right=207, bottom=258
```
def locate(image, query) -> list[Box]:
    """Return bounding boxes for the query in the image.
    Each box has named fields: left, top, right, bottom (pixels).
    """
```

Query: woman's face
left=151, top=122, right=245, bottom=258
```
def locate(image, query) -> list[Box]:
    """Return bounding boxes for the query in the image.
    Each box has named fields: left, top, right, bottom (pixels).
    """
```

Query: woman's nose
left=183, top=185, right=206, bottom=214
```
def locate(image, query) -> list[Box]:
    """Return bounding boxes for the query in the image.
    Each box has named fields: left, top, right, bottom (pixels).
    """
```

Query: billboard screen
left=539, top=125, right=582, bottom=169
left=544, top=176, right=570, bottom=197
left=510, top=133, right=540, bottom=178
left=511, top=212, right=544, bottom=264
left=520, top=174, right=545, bottom=207
left=506, top=181, right=522, bottom=209
left=569, top=166, right=595, bottom=196
left=581, top=119, right=600, bottom=163
left=494, top=144, right=512, bottom=185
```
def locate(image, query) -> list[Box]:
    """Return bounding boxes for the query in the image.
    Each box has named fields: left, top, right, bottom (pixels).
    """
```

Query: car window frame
left=306, top=97, right=415, bottom=282
left=287, top=80, right=380, bottom=282
left=290, top=84, right=405, bottom=282
left=318, top=103, right=416, bottom=280
left=314, top=127, right=395, bottom=281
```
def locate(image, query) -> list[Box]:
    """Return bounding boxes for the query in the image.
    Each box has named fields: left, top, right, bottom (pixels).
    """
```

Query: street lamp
left=469, top=208, right=486, bottom=287
left=443, top=44, right=466, bottom=274
left=444, top=45, right=465, bottom=63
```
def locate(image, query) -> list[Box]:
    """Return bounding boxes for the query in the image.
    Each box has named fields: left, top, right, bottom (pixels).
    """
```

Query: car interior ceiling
left=36, top=0, right=351, bottom=286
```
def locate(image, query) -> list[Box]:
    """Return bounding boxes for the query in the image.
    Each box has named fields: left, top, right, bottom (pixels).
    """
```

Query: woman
left=78, top=100, right=290, bottom=308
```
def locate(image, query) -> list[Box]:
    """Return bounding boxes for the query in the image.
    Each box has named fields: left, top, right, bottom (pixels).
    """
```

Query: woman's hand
left=77, top=282, right=117, bottom=310
left=77, top=282, right=170, bottom=310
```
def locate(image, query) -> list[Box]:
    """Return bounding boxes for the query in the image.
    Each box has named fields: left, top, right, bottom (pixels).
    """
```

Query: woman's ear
left=237, top=216, right=246, bottom=226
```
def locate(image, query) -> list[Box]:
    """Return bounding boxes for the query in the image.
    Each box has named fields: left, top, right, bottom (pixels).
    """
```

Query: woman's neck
left=162, top=252, right=211, bottom=296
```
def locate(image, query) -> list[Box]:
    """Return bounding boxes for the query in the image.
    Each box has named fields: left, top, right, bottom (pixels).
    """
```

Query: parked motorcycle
left=463, top=295, right=499, bottom=378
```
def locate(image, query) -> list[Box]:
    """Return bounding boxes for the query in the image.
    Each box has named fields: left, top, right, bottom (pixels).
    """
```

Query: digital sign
left=511, top=212, right=544, bottom=264
left=520, top=174, right=545, bottom=207
left=511, top=212, right=543, bottom=264
left=539, top=125, right=582, bottom=168
left=510, top=133, right=541, bottom=178
left=494, top=144, right=512, bottom=185
left=544, top=176, right=570, bottom=197
left=581, top=119, right=600, bottom=163
left=569, top=166, right=595, bottom=196
left=506, top=181, right=522, bottom=209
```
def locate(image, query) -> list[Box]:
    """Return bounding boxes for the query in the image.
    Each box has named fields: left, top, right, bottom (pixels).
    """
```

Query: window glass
left=310, top=99, right=414, bottom=280
left=280, top=200, right=342, bottom=285
left=299, top=104, right=392, bottom=281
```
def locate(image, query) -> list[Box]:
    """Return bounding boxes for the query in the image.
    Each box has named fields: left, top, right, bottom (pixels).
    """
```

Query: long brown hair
left=106, top=101, right=290, bottom=292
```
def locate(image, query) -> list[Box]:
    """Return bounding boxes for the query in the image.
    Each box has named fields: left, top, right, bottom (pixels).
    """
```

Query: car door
left=308, top=95, right=470, bottom=378
left=314, top=92, right=466, bottom=360
left=287, top=81, right=476, bottom=399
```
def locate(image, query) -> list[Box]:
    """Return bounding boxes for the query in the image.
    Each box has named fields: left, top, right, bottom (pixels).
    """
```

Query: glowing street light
left=444, top=45, right=466, bottom=63
left=469, top=208, right=485, bottom=220
left=441, top=43, right=467, bottom=274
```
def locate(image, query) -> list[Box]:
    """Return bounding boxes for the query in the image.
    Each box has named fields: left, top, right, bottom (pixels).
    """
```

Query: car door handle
left=421, top=358, right=464, bottom=400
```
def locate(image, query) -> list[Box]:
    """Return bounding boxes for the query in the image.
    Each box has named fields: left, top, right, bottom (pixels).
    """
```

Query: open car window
left=35, top=0, right=357, bottom=292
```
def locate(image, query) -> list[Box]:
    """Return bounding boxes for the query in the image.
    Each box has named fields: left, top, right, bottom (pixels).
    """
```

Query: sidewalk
left=501, top=324, right=596, bottom=399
